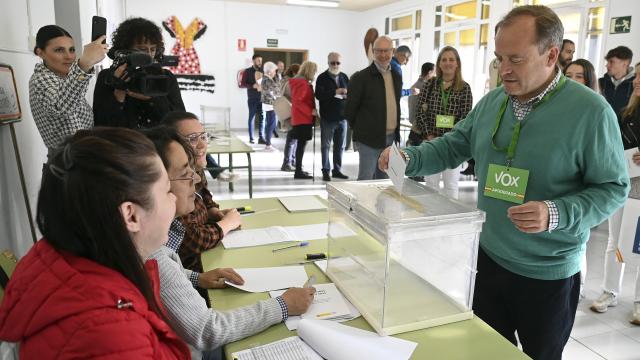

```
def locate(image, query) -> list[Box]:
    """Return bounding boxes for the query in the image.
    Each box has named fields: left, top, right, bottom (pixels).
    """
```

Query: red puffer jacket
left=0, top=240, right=190, bottom=359
left=289, top=77, right=315, bottom=126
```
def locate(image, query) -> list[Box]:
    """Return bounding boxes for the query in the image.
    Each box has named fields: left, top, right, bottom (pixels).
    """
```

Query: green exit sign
left=610, top=16, right=631, bottom=34
left=267, top=39, right=278, bottom=48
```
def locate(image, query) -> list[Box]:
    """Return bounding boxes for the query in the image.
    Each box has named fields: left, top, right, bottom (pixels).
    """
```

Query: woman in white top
left=29, top=25, right=106, bottom=153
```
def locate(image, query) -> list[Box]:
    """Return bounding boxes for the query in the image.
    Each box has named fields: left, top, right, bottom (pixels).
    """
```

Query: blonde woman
left=415, top=46, right=473, bottom=199
left=289, top=61, right=318, bottom=179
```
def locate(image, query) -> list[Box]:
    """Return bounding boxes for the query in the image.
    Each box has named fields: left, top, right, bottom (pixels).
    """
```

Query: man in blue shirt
left=391, top=45, right=419, bottom=97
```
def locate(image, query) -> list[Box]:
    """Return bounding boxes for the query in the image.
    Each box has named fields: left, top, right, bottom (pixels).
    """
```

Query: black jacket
left=241, top=66, right=261, bottom=100
left=620, top=107, right=640, bottom=150
left=314, top=70, right=349, bottom=122
left=599, top=71, right=635, bottom=115
left=344, top=63, right=402, bottom=148
left=93, top=68, right=185, bottom=129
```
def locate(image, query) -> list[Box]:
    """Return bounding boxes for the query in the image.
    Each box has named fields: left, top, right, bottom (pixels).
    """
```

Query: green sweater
left=404, top=78, right=629, bottom=280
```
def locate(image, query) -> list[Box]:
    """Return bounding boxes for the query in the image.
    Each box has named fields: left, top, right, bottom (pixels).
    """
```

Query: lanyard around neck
left=440, top=79, right=452, bottom=114
left=490, top=74, right=566, bottom=167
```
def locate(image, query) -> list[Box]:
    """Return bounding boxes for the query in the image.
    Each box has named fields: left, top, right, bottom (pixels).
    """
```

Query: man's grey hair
left=395, top=45, right=412, bottom=56
left=327, top=52, right=341, bottom=61
left=263, top=61, right=278, bottom=74
left=496, top=5, right=563, bottom=54
left=373, top=35, right=393, bottom=49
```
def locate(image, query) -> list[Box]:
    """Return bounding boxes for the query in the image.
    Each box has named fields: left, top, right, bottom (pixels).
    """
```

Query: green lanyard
left=490, top=75, right=567, bottom=167
left=440, top=79, right=452, bottom=114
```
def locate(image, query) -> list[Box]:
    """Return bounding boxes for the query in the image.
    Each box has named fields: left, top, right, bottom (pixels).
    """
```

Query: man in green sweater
left=379, top=5, right=629, bottom=360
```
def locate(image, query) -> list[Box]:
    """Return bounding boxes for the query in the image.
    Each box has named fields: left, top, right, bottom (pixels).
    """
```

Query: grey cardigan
left=149, top=246, right=283, bottom=352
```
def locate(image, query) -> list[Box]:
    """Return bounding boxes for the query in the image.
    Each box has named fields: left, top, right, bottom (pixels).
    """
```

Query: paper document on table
left=625, top=148, right=640, bottom=178
left=226, top=266, right=308, bottom=292
left=270, top=283, right=360, bottom=330
left=387, top=142, right=407, bottom=193
left=232, top=336, right=322, bottom=360
left=279, top=195, right=327, bottom=213
left=284, top=223, right=356, bottom=242
left=296, top=319, right=417, bottom=360
left=221, top=227, right=289, bottom=249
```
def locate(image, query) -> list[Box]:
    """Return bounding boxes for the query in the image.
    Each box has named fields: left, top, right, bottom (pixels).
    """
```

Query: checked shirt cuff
left=276, top=296, right=289, bottom=321
left=544, top=200, right=559, bottom=232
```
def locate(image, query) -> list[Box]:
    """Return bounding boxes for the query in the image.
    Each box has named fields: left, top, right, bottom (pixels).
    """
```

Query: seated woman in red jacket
left=289, top=61, right=319, bottom=179
left=0, top=128, right=190, bottom=359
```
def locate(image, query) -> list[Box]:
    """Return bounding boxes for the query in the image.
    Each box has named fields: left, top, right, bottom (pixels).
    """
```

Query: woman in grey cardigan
left=144, top=126, right=315, bottom=358
left=261, top=61, right=281, bottom=151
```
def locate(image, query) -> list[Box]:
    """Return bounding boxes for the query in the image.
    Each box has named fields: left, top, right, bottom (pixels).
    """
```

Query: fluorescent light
left=287, top=0, right=339, bottom=8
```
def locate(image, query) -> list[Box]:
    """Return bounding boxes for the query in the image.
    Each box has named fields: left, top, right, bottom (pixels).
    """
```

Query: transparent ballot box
left=326, top=180, right=485, bottom=335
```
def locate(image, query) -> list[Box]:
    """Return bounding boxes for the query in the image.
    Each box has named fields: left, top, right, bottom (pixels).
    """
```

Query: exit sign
left=267, top=39, right=278, bottom=48
left=610, top=16, right=632, bottom=34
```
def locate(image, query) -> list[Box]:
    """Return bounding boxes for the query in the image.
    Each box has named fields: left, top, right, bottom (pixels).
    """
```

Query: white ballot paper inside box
left=232, top=319, right=417, bottom=360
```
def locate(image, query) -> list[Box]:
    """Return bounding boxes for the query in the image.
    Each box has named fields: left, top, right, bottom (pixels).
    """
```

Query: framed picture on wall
left=0, top=63, right=22, bottom=123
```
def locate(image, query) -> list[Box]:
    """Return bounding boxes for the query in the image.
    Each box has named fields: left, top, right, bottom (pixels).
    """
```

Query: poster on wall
left=163, top=16, right=215, bottom=94
left=0, top=64, right=22, bottom=123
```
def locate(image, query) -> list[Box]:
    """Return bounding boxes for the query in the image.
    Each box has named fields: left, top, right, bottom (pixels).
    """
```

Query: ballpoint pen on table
left=272, top=241, right=309, bottom=252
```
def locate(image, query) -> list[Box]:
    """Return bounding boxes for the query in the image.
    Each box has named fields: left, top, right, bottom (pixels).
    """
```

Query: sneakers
left=281, top=164, right=295, bottom=172
left=331, top=170, right=349, bottom=179
left=264, top=145, right=278, bottom=152
left=590, top=291, right=618, bottom=313
left=631, top=302, right=640, bottom=325
left=294, top=171, right=312, bottom=179
left=217, top=170, right=240, bottom=182
left=322, top=170, right=331, bottom=182
left=258, top=137, right=266, bottom=145
left=249, top=139, right=255, bottom=144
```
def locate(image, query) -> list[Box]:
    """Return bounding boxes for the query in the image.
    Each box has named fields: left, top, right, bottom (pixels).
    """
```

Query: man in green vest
left=379, top=5, right=628, bottom=360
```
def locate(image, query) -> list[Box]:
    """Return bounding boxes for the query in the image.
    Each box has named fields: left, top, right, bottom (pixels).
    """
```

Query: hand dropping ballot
left=387, top=142, right=407, bottom=192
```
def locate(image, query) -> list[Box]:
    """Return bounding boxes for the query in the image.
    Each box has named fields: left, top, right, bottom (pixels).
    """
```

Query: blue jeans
left=206, top=154, right=223, bottom=178
left=320, top=119, right=347, bottom=172
left=263, top=110, right=277, bottom=146
left=247, top=97, right=263, bottom=141
left=356, top=133, right=395, bottom=180
left=282, top=130, right=297, bottom=166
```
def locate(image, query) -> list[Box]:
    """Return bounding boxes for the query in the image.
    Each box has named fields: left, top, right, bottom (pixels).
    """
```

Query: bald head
left=373, top=36, right=394, bottom=68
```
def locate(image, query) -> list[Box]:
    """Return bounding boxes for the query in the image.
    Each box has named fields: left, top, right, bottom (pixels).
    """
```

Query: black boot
left=331, top=170, right=349, bottom=179
left=322, top=170, right=331, bottom=182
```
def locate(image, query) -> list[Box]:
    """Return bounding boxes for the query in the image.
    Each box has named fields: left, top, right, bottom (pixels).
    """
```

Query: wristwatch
left=400, top=150, right=410, bottom=162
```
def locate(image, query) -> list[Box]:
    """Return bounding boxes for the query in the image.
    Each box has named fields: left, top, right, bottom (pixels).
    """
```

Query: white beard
left=329, top=68, right=340, bottom=75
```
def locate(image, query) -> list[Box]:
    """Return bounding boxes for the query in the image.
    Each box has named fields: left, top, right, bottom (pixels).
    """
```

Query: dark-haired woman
left=93, top=17, right=184, bottom=129
left=564, top=59, right=598, bottom=92
left=29, top=25, right=107, bottom=152
left=0, top=128, right=190, bottom=359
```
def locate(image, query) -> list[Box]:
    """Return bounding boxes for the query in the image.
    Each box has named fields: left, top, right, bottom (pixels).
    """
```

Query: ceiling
left=224, top=0, right=400, bottom=12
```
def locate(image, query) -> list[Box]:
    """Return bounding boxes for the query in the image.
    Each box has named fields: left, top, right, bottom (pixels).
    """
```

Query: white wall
left=0, top=0, right=56, bottom=257
left=603, top=0, right=640, bottom=73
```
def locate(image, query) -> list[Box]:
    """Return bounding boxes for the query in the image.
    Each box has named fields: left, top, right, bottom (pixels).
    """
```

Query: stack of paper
left=225, top=266, right=308, bottom=292
left=222, top=223, right=356, bottom=249
left=232, top=319, right=418, bottom=360
left=270, top=283, right=360, bottom=330
left=279, top=195, right=327, bottom=213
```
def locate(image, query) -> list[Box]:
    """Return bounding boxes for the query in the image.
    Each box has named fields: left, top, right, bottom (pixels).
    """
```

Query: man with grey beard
left=315, top=52, right=350, bottom=181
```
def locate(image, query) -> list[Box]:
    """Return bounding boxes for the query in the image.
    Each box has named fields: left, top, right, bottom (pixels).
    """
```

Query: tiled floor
left=208, top=129, right=640, bottom=360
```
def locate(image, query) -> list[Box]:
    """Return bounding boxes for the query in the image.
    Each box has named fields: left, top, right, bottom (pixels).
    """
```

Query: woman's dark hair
left=285, top=64, right=301, bottom=78
left=37, top=127, right=166, bottom=320
left=421, top=62, right=435, bottom=77
left=109, top=17, right=165, bottom=60
left=162, top=111, right=200, bottom=128
left=563, top=58, right=597, bottom=91
left=33, top=25, right=72, bottom=54
left=142, top=126, right=196, bottom=170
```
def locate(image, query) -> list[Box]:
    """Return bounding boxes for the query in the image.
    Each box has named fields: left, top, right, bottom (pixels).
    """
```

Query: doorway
left=253, top=48, right=308, bottom=70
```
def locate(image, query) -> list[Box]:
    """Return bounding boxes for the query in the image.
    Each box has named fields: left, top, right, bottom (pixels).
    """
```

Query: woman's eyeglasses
left=184, top=132, right=210, bottom=147
left=170, top=166, right=199, bottom=183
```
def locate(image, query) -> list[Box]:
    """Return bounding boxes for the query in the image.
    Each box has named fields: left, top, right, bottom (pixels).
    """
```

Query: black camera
left=106, top=50, right=178, bottom=97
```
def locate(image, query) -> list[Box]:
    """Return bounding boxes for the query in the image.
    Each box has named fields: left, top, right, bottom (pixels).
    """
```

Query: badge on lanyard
left=436, top=80, right=455, bottom=128
left=484, top=164, right=529, bottom=204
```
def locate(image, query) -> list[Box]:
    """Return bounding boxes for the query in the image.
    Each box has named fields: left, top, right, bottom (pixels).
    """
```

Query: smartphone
left=91, top=16, right=107, bottom=43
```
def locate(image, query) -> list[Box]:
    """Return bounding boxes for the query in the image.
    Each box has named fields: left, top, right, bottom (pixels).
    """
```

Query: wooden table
left=206, top=134, right=254, bottom=198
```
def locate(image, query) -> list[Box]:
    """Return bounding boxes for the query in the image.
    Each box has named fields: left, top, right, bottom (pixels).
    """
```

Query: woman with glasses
left=414, top=46, right=473, bottom=199
left=143, top=126, right=315, bottom=359
left=0, top=128, right=190, bottom=359
left=162, top=111, right=242, bottom=303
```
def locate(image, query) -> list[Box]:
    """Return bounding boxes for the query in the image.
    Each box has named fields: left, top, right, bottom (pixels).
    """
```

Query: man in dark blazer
left=315, top=52, right=350, bottom=181
left=344, top=36, right=402, bottom=180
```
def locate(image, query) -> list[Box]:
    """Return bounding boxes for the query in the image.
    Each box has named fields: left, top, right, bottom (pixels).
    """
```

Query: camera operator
left=93, top=17, right=185, bottom=129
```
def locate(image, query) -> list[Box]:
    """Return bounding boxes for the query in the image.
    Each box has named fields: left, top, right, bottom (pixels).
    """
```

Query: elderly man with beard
left=315, top=52, right=350, bottom=181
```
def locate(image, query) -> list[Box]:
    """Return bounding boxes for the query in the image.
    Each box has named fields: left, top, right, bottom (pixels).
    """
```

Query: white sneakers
left=590, top=291, right=618, bottom=313
left=217, top=170, right=240, bottom=182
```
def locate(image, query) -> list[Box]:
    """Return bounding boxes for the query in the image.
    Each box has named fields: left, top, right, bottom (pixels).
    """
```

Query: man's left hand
left=507, top=201, right=549, bottom=233
left=198, top=268, right=244, bottom=289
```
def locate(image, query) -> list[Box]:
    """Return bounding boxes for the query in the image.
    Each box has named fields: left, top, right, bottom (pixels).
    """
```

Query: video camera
left=106, top=50, right=179, bottom=97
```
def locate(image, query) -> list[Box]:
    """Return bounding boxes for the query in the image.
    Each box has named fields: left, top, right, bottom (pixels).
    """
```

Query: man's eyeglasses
left=170, top=166, right=199, bottom=183
left=184, top=132, right=210, bottom=147
left=330, top=61, right=341, bottom=66
left=373, top=48, right=393, bottom=54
